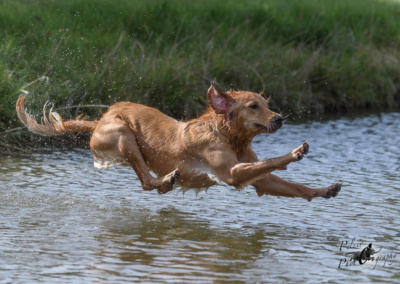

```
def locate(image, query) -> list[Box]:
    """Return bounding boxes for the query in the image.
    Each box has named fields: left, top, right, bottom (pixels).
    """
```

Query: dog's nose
left=274, top=115, right=284, bottom=123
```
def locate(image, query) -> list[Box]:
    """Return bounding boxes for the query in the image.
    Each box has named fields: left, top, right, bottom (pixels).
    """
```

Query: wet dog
left=16, top=82, right=341, bottom=200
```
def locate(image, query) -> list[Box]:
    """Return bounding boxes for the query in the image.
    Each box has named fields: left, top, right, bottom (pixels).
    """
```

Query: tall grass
left=1, top=0, right=400, bottom=149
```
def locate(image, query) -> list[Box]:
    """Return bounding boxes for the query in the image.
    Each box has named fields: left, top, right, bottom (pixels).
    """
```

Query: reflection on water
left=0, top=112, right=399, bottom=283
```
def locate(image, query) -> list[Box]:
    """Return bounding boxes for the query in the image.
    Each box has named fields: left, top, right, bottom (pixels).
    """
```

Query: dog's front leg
left=226, top=142, right=309, bottom=188
left=253, top=174, right=341, bottom=201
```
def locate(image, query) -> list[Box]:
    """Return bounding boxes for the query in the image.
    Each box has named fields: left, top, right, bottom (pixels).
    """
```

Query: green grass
left=1, top=0, right=400, bottom=148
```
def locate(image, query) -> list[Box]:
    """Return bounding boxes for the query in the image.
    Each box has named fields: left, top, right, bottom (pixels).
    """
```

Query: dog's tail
left=16, top=95, right=98, bottom=136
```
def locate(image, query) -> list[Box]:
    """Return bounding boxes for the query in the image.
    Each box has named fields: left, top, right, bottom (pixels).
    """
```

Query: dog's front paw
left=293, top=141, right=309, bottom=161
left=323, top=183, right=342, bottom=198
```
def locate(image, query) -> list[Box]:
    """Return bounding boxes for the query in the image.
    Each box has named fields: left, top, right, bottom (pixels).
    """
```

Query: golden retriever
left=16, top=82, right=341, bottom=201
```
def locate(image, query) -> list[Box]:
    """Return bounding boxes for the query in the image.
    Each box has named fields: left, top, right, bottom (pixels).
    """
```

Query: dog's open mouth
left=255, top=122, right=283, bottom=133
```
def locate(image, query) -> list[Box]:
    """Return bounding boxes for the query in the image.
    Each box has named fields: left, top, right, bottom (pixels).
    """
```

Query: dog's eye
left=249, top=104, right=259, bottom=109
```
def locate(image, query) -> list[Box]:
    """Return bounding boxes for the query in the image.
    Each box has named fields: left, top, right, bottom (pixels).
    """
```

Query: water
left=1, top=112, right=399, bottom=283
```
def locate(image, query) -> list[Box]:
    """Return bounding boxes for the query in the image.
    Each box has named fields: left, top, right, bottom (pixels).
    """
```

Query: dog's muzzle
left=255, top=115, right=285, bottom=133
left=273, top=115, right=284, bottom=128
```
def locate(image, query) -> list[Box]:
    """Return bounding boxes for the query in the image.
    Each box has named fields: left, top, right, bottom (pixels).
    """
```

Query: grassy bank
left=1, top=0, right=400, bottom=150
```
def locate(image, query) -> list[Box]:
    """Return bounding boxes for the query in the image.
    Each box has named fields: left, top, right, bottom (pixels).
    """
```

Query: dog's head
left=207, top=82, right=284, bottom=135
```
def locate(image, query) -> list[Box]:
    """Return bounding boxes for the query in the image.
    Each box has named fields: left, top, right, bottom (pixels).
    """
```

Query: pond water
left=0, top=112, right=399, bottom=283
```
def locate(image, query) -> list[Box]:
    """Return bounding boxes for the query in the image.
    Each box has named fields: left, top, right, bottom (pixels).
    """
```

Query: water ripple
left=0, top=112, right=399, bottom=283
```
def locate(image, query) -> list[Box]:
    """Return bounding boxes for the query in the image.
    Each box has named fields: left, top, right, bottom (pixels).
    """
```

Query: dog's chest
left=177, top=161, right=221, bottom=189
left=194, top=163, right=221, bottom=184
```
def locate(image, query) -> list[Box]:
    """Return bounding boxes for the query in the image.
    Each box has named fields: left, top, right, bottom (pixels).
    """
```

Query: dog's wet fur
left=16, top=82, right=341, bottom=200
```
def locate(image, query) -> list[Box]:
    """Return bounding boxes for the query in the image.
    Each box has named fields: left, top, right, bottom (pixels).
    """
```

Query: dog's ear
left=259, top=91, right=269, bottom=101
left=207, top=82, right=235, bottom=114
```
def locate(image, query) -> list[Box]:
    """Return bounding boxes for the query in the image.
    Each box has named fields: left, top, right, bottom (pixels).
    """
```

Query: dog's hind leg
left=92, top=124, right=179, bottom=194
left=118, top=129, right=180, bottom=194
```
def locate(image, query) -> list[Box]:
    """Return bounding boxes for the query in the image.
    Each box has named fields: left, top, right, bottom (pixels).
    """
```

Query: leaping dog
left=16, top=82, right=341, bottom=200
